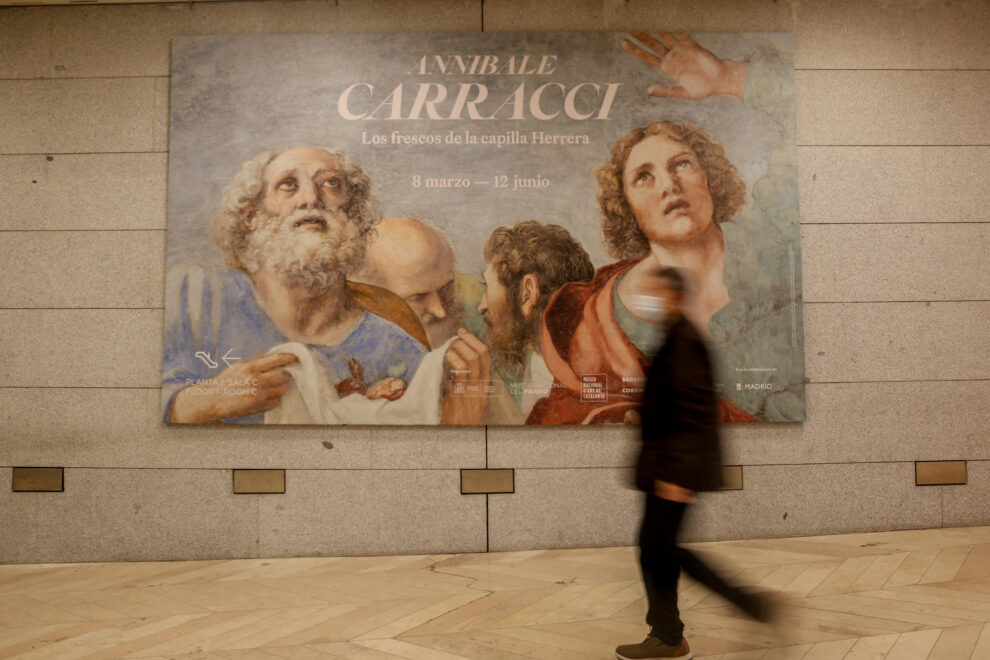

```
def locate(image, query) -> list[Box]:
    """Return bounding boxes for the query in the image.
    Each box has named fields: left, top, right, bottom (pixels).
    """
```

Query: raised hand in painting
left=440, top=328, right=491, bottom=425
left=622, top=32, right=749, bottom=101
left=168, top=352, right=298, bottom=423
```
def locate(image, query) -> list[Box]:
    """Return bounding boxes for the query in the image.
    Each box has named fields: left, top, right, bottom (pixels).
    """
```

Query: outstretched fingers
left=622, top=38, right=665, bottom=70
left=630, top=31, right=670, bottom=57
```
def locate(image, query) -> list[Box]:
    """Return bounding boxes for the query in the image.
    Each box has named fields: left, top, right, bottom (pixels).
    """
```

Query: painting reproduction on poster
left=162, top=31, right=805, bottom=426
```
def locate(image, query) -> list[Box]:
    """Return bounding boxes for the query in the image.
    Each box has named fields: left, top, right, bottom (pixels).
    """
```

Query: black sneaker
left=615, top=633, right=692, bottom=659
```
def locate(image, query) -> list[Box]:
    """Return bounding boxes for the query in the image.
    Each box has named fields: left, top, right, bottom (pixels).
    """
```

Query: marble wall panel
left=482, top=0, right=792, bottom=32
left=487, top=381, right=990, bottom=470
left=0, top=467, right=259, bottom=563
left=487, top=468, right=642, bottom=551
left=804, top=302, right=990, bottom=383
left=0, top=388, right=487, bottom=470
left=487, top=463, right=943, bottom=548
left=483, top=0, right=990, bottom=69
left=1, top=0, right=987, bottom=562
left=0, top=8, right=52, bottom=79
left=257, top=469, right=487, bottom=556
left=793, top=0, right=990, bottom=69
left=487, top=424, right=636, bottom=469
left=0, top=309, right=162, bottom=387
left=5, top=381, right=985, bottom=471
left=0, top=1, right=480, bottom=80
left=0, top=154, right=167, bottom=231
left=799, top=147, right=990, bottom=225
left=723, top=381, right=990, bottom=466
left=0, top=231, right=164, bottom=308
left=941, top=460, right=990, bottom=528
left=692, top=462, right=945, bottom=541
left=801, top=224, right=990, bottom=302
left=796, top=71, right=990, bottom=146
left=152, top=77, right=169, bottom=152
left=0, top=78, right=160, bottom=154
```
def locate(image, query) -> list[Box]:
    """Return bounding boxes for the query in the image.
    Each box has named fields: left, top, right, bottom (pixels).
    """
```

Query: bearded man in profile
left=478, top=220, right=594, bottom=418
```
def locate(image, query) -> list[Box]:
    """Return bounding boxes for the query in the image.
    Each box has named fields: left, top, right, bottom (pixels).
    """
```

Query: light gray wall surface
left=1, top=0, right=987, bottom=563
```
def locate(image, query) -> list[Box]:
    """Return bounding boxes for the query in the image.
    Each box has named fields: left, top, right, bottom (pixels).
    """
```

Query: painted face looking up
left=623, top=134, right=715, bottom=247
left=260, top=147, right=351, bottom=225
left=244, top=148, right=364, bottom=288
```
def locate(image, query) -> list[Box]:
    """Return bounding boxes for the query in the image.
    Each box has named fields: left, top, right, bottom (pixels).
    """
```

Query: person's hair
left=210, top=147, right=380, bottom=272
left=483, top=220, right=595, bottom=314
left=596, top=121, right=747, bottom=260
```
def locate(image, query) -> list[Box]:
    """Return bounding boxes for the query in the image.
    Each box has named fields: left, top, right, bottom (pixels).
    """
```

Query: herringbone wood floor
left=2, top=527, right=990, bottom=659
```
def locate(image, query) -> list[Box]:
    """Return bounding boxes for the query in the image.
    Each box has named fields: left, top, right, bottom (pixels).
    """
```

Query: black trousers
left=638, top=493, right=754, bottom=644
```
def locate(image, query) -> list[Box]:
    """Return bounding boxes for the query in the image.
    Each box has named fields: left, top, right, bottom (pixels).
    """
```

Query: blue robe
left=162, top=265, right=426, bottom=423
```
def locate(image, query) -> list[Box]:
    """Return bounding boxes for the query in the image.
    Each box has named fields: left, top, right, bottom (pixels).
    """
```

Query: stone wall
left=1, top=0, right=988, bottom=563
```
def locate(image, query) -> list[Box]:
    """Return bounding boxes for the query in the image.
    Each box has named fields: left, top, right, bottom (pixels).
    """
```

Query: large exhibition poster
left=163, top=31, right=805, bottom=426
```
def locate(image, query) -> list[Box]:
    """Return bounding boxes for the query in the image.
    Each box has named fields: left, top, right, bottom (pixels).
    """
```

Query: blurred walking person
left=616, top=266, right=773, bottom=660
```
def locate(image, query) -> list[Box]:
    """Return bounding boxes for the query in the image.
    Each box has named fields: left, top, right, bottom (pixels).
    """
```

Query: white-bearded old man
left=162, top=146, right=488, bottom=425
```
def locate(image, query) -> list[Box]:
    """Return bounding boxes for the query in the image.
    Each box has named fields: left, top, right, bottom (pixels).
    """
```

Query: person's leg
left=674, top=506, right=770, bottom=620
left=639, top=494, right=688, bottom=645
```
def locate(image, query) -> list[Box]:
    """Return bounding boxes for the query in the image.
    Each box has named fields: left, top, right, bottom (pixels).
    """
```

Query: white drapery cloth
left=264, top=338, right=454, bottom=425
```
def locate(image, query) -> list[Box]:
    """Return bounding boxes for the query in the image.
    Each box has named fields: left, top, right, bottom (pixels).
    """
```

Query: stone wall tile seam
left=11, top=463, right=976, bottom=470
left=805, top=302, right=990, bottom=306
left=0, top=228, right=165, bottom=232
left=797, top=143, right=990, bottom=148
left=0, top=385, right=160, bottom=389
left=0, top=466, right=477, bottom=471
left=800, top=221, right=990, bottom=226
left=796, top=68, right=990, bottom=72
left=0, top=151, right=168, bottom=158
left=514, top=461, right=947, bottom=469
left=0, top=151, right=166, bottom=156
left=804, top=300, right=990, bottom=305
left=800, top=144, right=990, bottom=147
left=0, top=75, right=169, bottom=82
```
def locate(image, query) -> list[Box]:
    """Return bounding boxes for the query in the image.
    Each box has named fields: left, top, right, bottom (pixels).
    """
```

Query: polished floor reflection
left=1, top=526, right=989, bottom=658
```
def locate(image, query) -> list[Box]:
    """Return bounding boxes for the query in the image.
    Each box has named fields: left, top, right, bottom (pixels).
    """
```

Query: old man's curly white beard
left=242, top=207, right=367, bottom=294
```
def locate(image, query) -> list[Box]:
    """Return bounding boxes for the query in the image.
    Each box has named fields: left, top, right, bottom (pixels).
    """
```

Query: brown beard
left=483, top=302, right=539, bottom=380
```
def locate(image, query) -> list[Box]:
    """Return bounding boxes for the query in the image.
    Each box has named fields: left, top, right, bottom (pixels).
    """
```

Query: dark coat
left=636, top=315, right=724, bottom=493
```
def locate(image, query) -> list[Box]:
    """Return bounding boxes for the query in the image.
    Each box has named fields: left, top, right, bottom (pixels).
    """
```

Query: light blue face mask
left=628, top=294, right=667, bottom=324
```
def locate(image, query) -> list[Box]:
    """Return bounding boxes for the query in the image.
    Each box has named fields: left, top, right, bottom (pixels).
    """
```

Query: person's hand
left=654, top=480, right=697, bottom=503
left=441, top=328, right=491, bottom=425
left=623, top=32, right=748, bottom=100
left=169, top=352, right=298, bottom=423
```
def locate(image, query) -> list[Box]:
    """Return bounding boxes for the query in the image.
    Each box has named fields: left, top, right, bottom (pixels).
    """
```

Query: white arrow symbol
left=222, top=348, right=241, bottom=368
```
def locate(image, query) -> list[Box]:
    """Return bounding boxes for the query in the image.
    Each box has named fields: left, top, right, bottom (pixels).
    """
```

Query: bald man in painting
left=356, top=217, right=468, bottom=349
